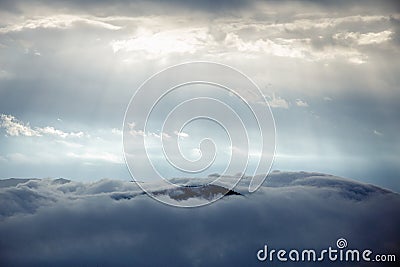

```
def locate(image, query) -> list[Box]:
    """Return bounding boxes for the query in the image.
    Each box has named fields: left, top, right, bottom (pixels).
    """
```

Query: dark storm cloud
left=0, top=172, right=399, bottom=266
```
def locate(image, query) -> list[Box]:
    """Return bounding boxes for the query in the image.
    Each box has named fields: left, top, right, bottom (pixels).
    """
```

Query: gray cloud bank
left=0, top=171, right=399, bottom=266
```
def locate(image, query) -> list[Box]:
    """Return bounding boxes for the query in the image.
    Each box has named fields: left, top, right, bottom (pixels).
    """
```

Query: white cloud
left=347, top=55, right=367, bottom=65
left=373, top=130, right=383, bottom=136
left=276, top=15, right=388, bottom=32
left=111, top=128, right=122, bottom=136
left=333, top=30, right=392, bottom=45
left=210, top=14, right=392, bottom=64
left=266, top=93, right=289, bottom=109
left=139, top=132, right=171, bottom=141
left=0, top=114, right=40, bottom=137
left=295, top=99, right=309, bottom=107
left=127, top=122, right=145, bottom=137
left=221, top=31, right=370, bottom=64
left=151, top=132, right=171, bottom=139
left=0, top=114, right=86, bottom=138
left=38, top=126, right=84, bottom=138
left=107, top=16, right=382, bottom=64
left=174, top=131, right=189, bottom=138
left=111, top=27, right=212, bottom=58
left=0, top=14, right=122, bottom=34
left=224, top=33, right=309, bottom=59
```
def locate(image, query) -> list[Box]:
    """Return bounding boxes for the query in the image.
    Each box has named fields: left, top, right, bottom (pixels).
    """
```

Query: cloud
left=101, top=13, right=396, bottom=63
left=266, top=94, right=289, bottom=109
left=270, top=15, right=389, bottom=32
left=224, top=33, right=310, bottom=59
left=0, top=114, right=40, bottom=137
left=127, top=122, right=145, bottom=137
left=126, top=122, right=172, bottom=139
left=174, top=130, right=189, bottom=138
left=295, top=99, right=309, bottom=107
left=373, top=130, right=383, bottom=136
left=0, top=14, right=121, bottom=34
left=38, top=126, right=84, bottom=138
left=209, top=14, right=396, bottom=64
left=333, top=30, right=393, bottom=45
left=111, top=128, right=122, bottom=136
left=111, top=27, right=212, bottom=58
left=0, top=114, right=85, bottom=138
left=0, top=172, right=399, bottom=266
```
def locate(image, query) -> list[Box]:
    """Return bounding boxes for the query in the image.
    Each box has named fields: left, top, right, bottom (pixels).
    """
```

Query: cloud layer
left=0, top=172, right=399, bottom=266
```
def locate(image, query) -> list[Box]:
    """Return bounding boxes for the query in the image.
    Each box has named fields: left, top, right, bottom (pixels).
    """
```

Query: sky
left=0, top=0, right=399, bottom=191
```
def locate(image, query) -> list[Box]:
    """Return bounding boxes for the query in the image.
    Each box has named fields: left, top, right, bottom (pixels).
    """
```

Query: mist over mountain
left=0, top=171, right=398, bottom=266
